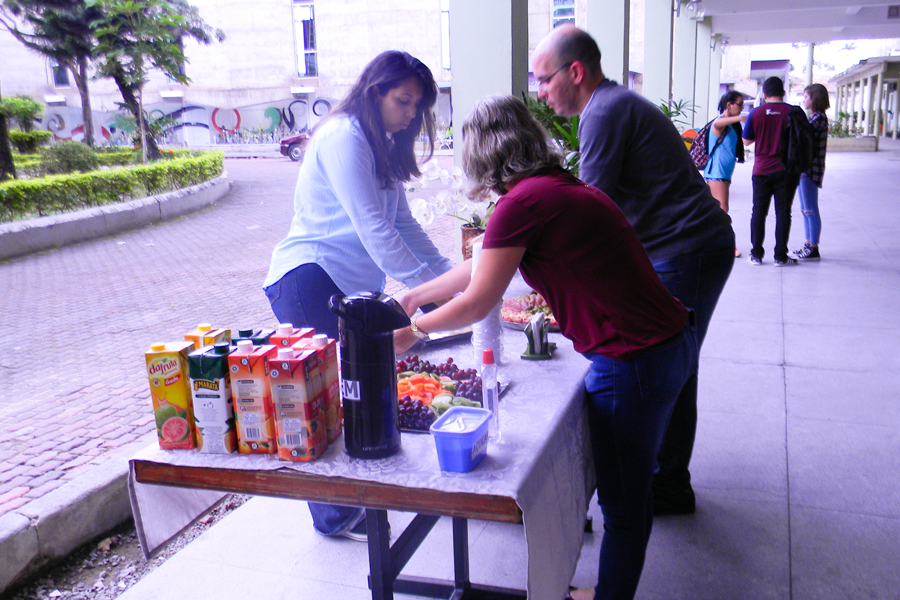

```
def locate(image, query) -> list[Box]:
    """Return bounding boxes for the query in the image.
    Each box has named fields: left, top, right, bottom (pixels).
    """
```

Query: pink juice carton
left=293, top=334, right=342, bottom=444
left=145, top=341, right=197, bottom=450
left=188, top=342, right=238, bottom=454
left=269, top=322, right=315, bottom=349
left=227, top=340, right=278, bottom=454
left=185, top=323, right=232, bottom=349
left=269, top=347, right=327, bottom=462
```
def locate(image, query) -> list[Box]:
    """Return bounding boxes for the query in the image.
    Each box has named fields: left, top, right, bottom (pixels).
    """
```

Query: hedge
left=8, top=130, right=53, bottom=153
left=0, top=151, right=224, bottom=222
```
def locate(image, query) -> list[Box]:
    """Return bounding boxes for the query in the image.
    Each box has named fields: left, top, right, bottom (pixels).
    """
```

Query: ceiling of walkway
left=700, top=0, right=900, bottom=45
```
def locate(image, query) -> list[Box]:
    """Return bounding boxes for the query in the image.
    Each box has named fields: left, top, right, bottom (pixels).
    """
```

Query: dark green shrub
left=8, top=130, right=53, bottom=153
left=0, top=151, right=224, bottom=221
left=40, top=142, right=101, bottom=175
left=0, top=95, right=44, bottom=132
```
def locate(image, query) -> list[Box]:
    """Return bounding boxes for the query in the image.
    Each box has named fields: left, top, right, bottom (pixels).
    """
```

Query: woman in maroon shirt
left=395, top=95, right=698, bottom=600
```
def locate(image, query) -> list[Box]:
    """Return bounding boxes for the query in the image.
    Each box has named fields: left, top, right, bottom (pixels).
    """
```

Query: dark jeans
left=651, top=242, right=735, bottom=492
left=583, top=323, right=698, bottom=600
left=264, top=263, right=366, bottom=536
left=750, top=171, right=800, bottom=261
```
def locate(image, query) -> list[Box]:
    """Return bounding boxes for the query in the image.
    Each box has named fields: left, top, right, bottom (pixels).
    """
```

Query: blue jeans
left=750, top=171, right=800, bottom=261
left=264, top=263, right=366, bottom=536
left=651, top=242, right=734, bottom=491
left=798, top=174, right=821, bottom=246
left=583, top=322, right=699, bottom=600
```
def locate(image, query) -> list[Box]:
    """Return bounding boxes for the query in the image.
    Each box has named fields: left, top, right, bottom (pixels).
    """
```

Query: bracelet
left=410, top=314, right=428, bottom=339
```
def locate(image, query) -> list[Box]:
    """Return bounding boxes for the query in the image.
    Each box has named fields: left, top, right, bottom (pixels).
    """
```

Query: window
left=51, top=60, right=70, bottom=87
left=293, top=0, right=317, bottom=77
left=552, top=0, right=575, bottom=28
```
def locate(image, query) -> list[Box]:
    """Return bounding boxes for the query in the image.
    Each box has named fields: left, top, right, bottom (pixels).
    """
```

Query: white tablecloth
left=128, top=330, right=595, bottom=600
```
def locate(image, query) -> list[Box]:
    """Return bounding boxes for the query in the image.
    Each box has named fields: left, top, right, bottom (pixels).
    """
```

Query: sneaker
left=774, top=257, right=799, bottom=267
left=793, top=242, right=811, bottom=255
left=336, top=519, right=391, bottom=542
left=748, top=254, right=763, bottom=266
left=795, top=246, right=820, bottom=261
left=653, top=484, right=696, bottom=516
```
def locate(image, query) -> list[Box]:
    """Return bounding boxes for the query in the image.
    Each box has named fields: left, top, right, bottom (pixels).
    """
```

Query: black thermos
left=329, top=292, right=409, bottom=459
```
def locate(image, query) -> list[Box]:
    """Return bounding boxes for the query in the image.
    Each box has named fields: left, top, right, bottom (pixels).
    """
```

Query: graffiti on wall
left=41, top=97, right=333, bottom=146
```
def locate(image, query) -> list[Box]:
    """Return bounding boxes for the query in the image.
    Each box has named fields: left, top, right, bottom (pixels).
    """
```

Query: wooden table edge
left=132, top=460, right=523, bottom=524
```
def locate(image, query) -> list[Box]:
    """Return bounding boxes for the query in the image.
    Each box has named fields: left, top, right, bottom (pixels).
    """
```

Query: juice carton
left=293, top=334, right=342, bottom=444
left=188, top=342, right=237, bottom=454
left=269, top=322, right=315, bottom=349
left=231, top=328, right=256, bottom=345
left=227, top=340, right=278, bottom=454
left=185, top=323, right=232, bottom=349
left=145, top=341, right=197, bottom=450
left=251, top=328, right=276, bottom=345
left=269, top=347, right=327, bottom=461
left=232, top=327, right=276, bottom=346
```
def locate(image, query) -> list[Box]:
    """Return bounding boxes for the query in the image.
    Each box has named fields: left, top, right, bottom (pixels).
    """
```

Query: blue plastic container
left=429, top=406, right=492, bottom=473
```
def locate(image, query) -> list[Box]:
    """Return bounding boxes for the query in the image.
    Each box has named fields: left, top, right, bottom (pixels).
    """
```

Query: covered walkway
left=114, top=139, right=900, bottom=600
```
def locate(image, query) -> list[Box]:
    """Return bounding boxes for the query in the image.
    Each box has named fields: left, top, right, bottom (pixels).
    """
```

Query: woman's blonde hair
left=461, top=95, right=563, bottom=198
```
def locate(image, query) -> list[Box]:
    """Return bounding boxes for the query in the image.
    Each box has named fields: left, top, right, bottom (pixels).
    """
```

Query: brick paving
left=0, top=155, right=460, bottom=518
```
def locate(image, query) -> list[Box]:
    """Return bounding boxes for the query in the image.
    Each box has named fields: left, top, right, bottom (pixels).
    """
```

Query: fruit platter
left=501, top=291, right=560, bottom=331
left=396, top=355, right=488, bottom=433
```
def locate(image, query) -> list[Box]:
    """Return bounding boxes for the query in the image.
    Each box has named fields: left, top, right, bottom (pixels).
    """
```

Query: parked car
left=280, top=131, right=311, bottom=161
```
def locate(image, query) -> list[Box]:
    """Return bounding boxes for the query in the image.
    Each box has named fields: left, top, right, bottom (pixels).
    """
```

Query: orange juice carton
left=269, top=347, right=327, bottom=461
left=185, top=323, right=232, bottom=350
left=188, top=342, right=237, bottom=454
left=269, top=322, right=315, bottom=349
left=293, top=334, right=342, bottom=444
left=146, top=341, right=197, bottom=450
left=227, top=340, right=278, bottom=454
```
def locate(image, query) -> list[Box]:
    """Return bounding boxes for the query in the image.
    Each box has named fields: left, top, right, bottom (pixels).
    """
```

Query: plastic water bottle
left=481, top=349, right=500, bottom=442
left=470, top=242, right=502, bottom=363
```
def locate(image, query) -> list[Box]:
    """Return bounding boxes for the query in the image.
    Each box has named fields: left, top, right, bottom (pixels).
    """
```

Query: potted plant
left=407, top=158, right=497, bottom=259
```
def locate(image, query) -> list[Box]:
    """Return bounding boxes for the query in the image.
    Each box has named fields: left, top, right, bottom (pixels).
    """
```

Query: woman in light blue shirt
left=263, top=51, right=452, bottom=541
left=703, top=91, right=746, bottom=257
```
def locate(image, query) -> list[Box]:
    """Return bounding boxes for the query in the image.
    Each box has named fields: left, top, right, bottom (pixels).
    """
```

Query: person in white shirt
left=263, top=50, right=452, bottom=541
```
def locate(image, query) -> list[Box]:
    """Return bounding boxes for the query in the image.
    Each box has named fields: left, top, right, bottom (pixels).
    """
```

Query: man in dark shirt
left=533, top=25, right=735, bottom=517
left=742, top=77, right=800, bottom=266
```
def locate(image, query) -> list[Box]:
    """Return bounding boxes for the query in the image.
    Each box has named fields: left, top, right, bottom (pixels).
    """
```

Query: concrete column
left=891, top=80, right=900, bottom=140
left=643, top=0, right=674, bottom=108
left=867, top=75, right=877, bottom=135
left=707, top=32, right=723, bottom=126
left=694, top=19, right=715, bottom=125
left=805, top=43, right=814, bottom=88
left=849, top=80, right=857, bottom=132
left=834, top=84, right=842, bottom=126
left=586, top=0, right=629, bottom=85
left=449, top=0, right=528, bottom=165
left=672, top=9, right=698, bottom=128
left=874, top=70, right=884, bottom=138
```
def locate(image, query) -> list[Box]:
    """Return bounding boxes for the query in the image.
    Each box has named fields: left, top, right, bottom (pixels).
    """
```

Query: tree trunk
left=138, top=86, right=147, bottom=164
left=68, top=56, right=95, bottom=147
left=110, top=70, right=161, bottom=160
left=0, top=83, right=17, bottom=182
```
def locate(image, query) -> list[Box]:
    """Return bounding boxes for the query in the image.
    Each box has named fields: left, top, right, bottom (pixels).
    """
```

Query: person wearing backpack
left=703, top=91, right=747, bottom=257
left=793, top=83, right=830, bottom=261
left=742, top=77, right=801, bottom=267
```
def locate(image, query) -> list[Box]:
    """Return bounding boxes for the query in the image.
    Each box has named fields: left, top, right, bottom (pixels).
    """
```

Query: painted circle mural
left=211, top=108, right=241, bottom=133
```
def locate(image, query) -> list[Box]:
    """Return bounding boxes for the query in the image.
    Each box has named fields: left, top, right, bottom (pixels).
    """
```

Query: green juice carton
left=189, top=342, right=237, bottom=454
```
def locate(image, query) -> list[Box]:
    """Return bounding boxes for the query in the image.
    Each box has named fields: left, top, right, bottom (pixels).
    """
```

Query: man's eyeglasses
left=537, top=63, right=572, bottom=88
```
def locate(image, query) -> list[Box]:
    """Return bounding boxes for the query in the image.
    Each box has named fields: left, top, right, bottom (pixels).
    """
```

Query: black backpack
left=781, top=106, right=814, bottom=175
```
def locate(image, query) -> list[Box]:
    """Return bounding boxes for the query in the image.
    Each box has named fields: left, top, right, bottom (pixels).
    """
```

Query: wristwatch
left=409, top=314, right=428, bottom=339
